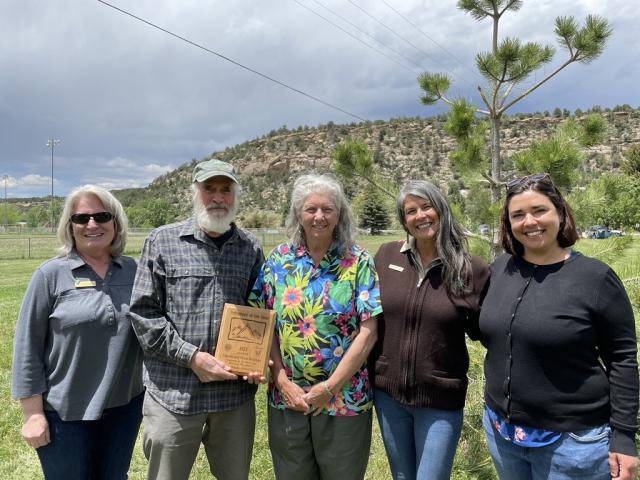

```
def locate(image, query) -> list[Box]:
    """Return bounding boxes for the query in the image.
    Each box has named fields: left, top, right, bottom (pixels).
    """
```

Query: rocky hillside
left=115, top=106, right=640, bottom=224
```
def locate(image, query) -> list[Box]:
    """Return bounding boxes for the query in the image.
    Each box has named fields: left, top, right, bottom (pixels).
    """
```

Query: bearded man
left=129, top=159, right=264, bottom=480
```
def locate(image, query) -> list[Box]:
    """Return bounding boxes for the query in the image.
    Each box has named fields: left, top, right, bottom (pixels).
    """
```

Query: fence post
left=28, top=237, right=31, bottom=259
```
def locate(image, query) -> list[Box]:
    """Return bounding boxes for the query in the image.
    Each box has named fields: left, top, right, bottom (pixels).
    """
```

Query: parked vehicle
left=585, top=225, right=606, bottom=239
left=585, top=225, right=619, bottom=239
left=594, top=228, right=612, bottom=239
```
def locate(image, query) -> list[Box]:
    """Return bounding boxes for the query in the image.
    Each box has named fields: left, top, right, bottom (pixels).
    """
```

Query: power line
left=345, top=0, right=474, bottom=91
left=300, top=0, right=423, bottom=72
left=380, top=1, right=530, bottom=96
left=292, top=0, right=417, bottom=73
left=379, top=0, right=483, bottom=84
left=96, top=0, right=367, bottom=122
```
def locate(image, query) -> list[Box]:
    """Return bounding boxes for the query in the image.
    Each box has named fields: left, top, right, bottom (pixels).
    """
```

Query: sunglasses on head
left=505, top=173, right=550, bottom=190
left=71, top=211, right=114, bottom=224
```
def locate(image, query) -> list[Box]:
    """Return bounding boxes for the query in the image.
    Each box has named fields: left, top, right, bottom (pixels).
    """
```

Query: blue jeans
left=483, top=409, right=611, bottom=479
left=374, top=389, right=463, bottom=480
left=37, top=392, right=143, bottom=480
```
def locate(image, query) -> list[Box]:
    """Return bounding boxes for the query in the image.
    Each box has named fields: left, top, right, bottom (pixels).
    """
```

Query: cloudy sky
left=2, top=0, right=638, bottom=198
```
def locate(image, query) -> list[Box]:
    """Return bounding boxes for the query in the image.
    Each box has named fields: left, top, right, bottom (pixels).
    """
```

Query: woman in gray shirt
left=11, top=185, right=143, bottom=480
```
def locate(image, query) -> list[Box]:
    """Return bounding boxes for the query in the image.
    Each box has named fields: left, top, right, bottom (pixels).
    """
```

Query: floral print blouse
left=485, top=405, right=561, bottom=447
left=249, top=241, right=382, bottom=416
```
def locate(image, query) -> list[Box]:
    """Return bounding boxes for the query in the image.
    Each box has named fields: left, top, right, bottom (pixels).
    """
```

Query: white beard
left=194, top=198, right=237, bottom=234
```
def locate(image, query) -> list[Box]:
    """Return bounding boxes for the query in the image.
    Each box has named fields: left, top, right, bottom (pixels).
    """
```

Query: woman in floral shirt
left=249, top=174, right=382, bottom=480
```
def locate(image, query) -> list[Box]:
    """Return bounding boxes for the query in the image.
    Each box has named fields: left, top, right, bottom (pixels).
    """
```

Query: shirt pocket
left=51, top=289, right=98, bottom=329
left=220, top=272, right=250, bottom=306
left=166, top=266, right=216, bottom=314
left=424, top=370, right=468, bottom=391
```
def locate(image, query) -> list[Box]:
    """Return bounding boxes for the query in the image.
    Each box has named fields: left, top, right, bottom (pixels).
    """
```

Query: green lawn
left=0, top=231, right=391, bottom=262
left=0, top=234, right=397, bottom=479
left=2, top=235, right=638, bottom=479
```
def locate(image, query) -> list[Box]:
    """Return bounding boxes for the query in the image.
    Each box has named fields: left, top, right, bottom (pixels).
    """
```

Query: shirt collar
left=68, top=249, right=121, bottom=269
left=179, top=216, right=198, bottom=238
left=295, top=240, right=341, bottom=259
left=182, top=216, right=238, bottom=245
left=399, top=236, right=413, bottom=254
left=399, top=237, right=442, bottom=285
left=67, top=250, right=86, bottom=269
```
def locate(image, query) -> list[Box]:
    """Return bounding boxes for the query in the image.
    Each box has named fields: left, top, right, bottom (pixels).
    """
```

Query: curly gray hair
left=285, top=174, right=356, bottom=251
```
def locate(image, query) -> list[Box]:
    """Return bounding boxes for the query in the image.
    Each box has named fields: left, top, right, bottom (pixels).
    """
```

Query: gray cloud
left=1, top=0, right=638, bottom=198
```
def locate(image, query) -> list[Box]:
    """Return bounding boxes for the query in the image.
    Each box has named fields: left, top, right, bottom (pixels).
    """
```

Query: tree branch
left=358, top=174, right=396, bottom=200
left=499, top=0, right=521, bottom=17
left=480, top=169, right=498, bottom=187
left=439, top=94, right=455, bottom=106
left=499, top=56, right=575, bottom=113
left=477, top=86, right=493, bottom=113
left=497, top=83, right=515, bottom=110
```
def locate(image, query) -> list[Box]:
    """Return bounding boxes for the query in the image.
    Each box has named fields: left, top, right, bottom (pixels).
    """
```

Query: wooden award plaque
left=214, top=303, right=276, bottom=377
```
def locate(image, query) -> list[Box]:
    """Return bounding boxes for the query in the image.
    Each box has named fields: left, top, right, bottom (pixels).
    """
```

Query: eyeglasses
left=70, top=211, right=114, bottom=224
left=505, top=173, right=550, bottom=190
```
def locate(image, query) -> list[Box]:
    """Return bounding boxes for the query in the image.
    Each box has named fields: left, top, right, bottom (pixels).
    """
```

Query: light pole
left=2, top=174, right=8, bottom=228
left=46, top=139, right=60, bottom=231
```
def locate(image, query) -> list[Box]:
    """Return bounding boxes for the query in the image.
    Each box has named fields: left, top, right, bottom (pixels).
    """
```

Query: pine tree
left=358, top=188, right=391, bottom=235
left=418, top=0, right=612, bottom=200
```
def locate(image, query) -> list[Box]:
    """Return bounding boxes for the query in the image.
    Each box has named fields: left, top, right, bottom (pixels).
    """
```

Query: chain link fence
left=0, top=229, right=286, bottom=260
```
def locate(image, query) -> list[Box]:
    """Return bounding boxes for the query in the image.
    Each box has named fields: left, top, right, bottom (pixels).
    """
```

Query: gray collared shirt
left=11, top=251, right=143, bottom=421
left=129, top=218, right=264, bottom=414
left=400, top=238, right=443, bottom=287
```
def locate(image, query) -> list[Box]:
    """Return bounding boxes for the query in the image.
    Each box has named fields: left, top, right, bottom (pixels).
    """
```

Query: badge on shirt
left=388, top=264, right=404, bottom=272
left=74, top=278, right=96, bottom=288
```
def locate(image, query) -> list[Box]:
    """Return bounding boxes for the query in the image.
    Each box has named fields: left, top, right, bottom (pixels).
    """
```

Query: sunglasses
left=70, top=211, right=114, bottom=224
left=505, top=173, right=550, bottom=190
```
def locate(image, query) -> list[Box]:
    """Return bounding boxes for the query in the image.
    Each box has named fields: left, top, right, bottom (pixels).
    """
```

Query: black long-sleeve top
left=479, top=252, right=639, bottom=455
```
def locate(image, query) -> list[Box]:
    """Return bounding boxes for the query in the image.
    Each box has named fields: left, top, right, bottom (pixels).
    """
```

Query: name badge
left=75, top=278, right=96, bottom=288
left=389, top=264, right=404, bottom=272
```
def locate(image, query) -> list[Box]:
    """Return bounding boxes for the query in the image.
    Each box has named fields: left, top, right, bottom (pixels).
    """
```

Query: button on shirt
left=11, top=251, right=143, bottom=421
left=129, top=219, right=264, bottom=414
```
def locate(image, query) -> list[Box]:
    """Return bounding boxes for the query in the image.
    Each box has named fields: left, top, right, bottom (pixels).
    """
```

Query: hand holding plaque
left=214, top=303, right=276, bottom=378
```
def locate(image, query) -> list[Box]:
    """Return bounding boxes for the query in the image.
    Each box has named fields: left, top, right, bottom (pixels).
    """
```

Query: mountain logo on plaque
left=215, top=303, right=276, bottom=377
left=229, top=318, right=265, bottom=344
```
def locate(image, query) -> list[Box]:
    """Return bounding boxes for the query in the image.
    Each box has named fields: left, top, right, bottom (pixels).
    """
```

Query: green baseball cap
left=192, top=159, right=238, bottom=183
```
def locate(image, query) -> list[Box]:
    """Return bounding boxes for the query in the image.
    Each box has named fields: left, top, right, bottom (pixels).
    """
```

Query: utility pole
left=46, top=139, right=60, bottom=231
left=2, top=174, right=8, bottom=229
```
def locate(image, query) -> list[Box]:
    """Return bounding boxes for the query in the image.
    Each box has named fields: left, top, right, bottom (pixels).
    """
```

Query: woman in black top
left=479, top=173, right=638, bottom=480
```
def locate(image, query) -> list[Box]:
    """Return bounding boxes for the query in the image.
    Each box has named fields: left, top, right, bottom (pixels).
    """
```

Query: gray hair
left=285, top=174, right=356, bottom=251
left=397, top=180, right=471, bottom=296
left=57, top=185, right=128, bottom=257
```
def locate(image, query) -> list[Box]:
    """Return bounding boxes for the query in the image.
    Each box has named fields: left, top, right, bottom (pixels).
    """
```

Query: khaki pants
left=142, top=393, right=256, bottom=480
left=267, top=406, right=372, bottom=480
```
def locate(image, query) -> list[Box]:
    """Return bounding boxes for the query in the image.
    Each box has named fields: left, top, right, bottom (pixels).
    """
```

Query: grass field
left=1, top=234, right=638, bottom=479
left=0, top=230, right=391, bottom=261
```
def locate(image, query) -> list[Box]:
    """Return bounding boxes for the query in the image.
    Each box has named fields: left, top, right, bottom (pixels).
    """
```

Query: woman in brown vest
left=370, top=179, right=489, bottom=479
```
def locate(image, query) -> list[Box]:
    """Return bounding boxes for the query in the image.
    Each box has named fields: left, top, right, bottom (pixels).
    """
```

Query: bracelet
left=322, top=381, right=333, bottom=397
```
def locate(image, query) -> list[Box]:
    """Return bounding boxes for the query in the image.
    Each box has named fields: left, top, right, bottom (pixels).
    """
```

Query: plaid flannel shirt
left=129, top=218, right=264, bottom=414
